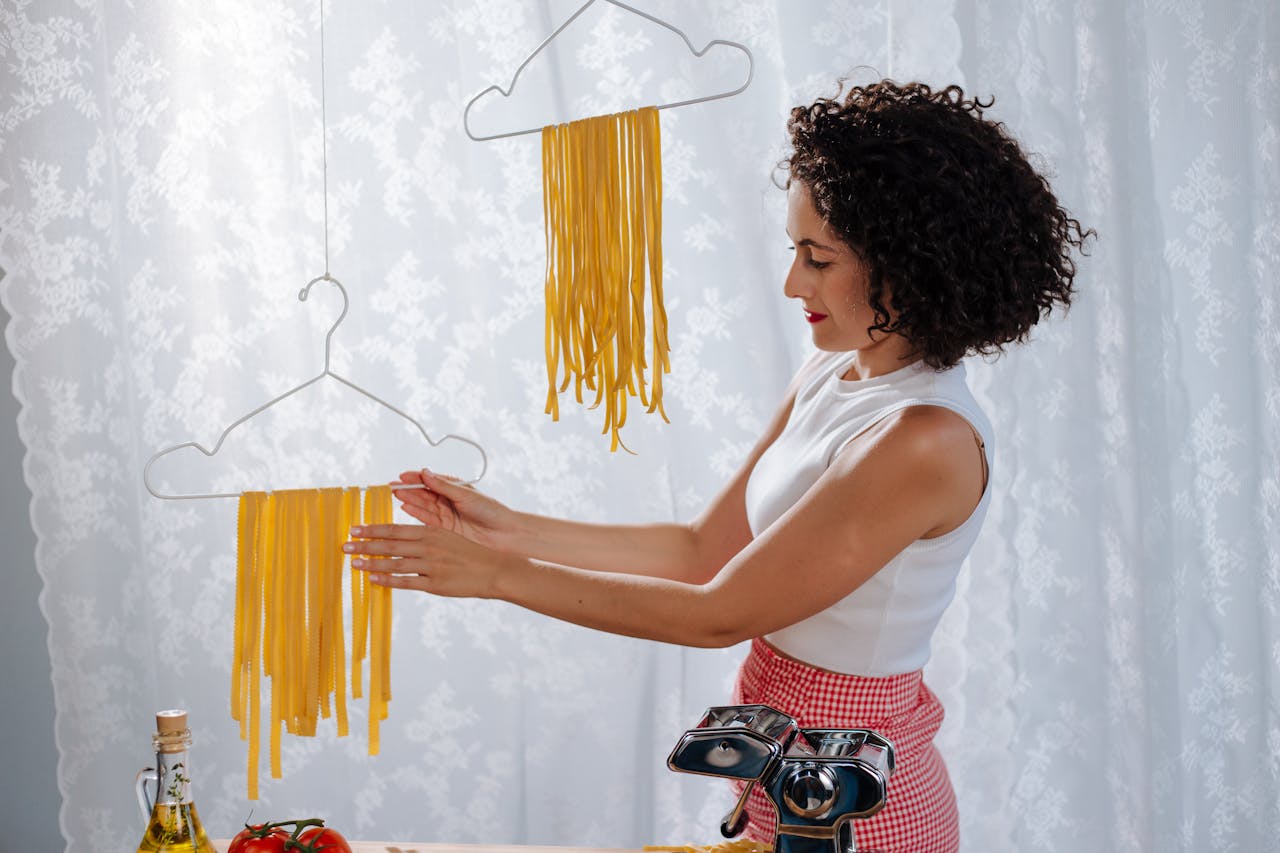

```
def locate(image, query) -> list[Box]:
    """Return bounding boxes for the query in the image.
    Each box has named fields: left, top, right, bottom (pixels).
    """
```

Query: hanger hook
left=300, top=274, right=348, bottom=373
left=462, top=0, right=755, bottom=141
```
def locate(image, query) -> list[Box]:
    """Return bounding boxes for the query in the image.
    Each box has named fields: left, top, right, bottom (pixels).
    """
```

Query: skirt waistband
left=745, top=637, right=929, bottom=723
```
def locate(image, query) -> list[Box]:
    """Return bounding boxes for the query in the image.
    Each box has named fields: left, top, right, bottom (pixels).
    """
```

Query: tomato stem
left=239, top=817, right=326, bottom=839
left=285, top=818, right=325, bottom=836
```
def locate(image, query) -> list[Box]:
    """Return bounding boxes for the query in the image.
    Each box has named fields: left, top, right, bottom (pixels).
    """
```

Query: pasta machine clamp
left=666, top=705, right=895, bottom=853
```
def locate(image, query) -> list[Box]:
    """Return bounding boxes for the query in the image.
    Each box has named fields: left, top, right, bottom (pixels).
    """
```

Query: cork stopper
left=153, top=709, right=191, bottom=753
left=156, top=709, right=187, bottom=734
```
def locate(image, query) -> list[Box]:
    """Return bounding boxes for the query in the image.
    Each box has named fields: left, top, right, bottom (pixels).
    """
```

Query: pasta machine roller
left=667, top=704, right=895, bottom=853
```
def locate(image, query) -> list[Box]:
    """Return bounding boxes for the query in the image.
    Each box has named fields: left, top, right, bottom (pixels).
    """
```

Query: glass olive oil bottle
left=135, top=710, right=215, bottom=852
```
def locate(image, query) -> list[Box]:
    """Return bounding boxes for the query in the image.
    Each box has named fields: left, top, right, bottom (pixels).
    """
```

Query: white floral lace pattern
left=0, top=1, right=1276, bottom=851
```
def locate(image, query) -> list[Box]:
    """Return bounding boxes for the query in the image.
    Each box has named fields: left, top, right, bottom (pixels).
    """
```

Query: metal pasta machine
left=667, top=705, right=895, bottom=853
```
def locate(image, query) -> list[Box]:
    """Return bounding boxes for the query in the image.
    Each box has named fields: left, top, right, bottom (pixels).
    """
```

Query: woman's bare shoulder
left=837, top=405, right=986, bottom=536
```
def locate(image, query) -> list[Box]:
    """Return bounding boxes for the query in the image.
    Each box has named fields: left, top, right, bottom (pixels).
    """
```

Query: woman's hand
left=393, top=468, right=516, bottom=550
left=345, top=522, right=516, bottom=599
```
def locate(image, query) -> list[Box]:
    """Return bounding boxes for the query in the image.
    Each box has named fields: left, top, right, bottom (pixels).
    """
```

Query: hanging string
left=319, top=0, right=331, bottom=277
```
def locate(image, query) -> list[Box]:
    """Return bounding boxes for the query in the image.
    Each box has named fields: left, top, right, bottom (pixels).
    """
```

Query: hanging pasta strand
left=323, top=487, right=349, bottom=737
left=232, top=485, right=398, bottom=799
left=232, top=490, right=267, bottom=800
left=348, top=487, right=368, bottom=699
left=543, top=122, right=563, bottom=420
left=282, top=490, right=304, bottom=736
left=541, top=106, right=670, bottom=451
left=315, top=489, right=335, bottom=723
left=265, top=490, right=284, bottom=779
left=642, top=106, right=669, bottom=417
left=302, top=489, right=322, bottom=736
left=231, top=492, right=259, bottom=739
left=363, top=484, right=393, bottom=755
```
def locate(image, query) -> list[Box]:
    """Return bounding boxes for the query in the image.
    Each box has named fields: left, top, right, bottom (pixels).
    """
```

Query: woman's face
left=783, top=182, right=882, bottom=353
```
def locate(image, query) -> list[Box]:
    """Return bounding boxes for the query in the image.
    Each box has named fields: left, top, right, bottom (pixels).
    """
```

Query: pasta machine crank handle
left=720, top=779, right=755, bottom=838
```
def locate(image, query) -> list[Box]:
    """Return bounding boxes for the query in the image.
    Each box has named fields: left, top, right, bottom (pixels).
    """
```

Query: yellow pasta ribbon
left=363, top=484, right=393, bottom=755
left=232, top=490, right=267, bottom=800
left=542, top=106, right=670, bottom=451
left=643, top=843, right=772, bottom=853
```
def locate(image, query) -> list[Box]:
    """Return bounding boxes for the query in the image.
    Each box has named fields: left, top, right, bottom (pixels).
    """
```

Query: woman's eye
left=788, top=246, right=831, bottom=269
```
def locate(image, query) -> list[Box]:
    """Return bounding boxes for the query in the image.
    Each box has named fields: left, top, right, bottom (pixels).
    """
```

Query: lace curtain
left=1, top=0, right=1276, bottom=850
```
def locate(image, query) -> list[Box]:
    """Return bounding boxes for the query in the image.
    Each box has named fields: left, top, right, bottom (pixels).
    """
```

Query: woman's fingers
left=350, top=557, right=424, bottom=574
left=345, top=523, right=466, bottom=555
left=397, top=503, right=436, bottom=526
left=394, top=472, right=445, bottom=508
left=346, top=539, right=412, bottom=558
left=393, top=481, right=456, bottom=515
left=393, top=492, right=436, bottom=515
left=342, top=517, right=498, bottom=600
left=421, top=468, right=475, bottom=495
left=367, top=572, right=436, bottom=593
left=349, top=523, right=418, bottom=540
left=347, top=526, right=428, bottom=559
left=398, top=467, right=467, bottom=492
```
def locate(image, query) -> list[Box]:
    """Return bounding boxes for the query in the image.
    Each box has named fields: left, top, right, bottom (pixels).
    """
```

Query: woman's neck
left=839, top=335, right=922, bottom=381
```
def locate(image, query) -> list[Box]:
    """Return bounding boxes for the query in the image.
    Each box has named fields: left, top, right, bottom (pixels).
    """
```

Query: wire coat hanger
left=143, top=275, right=489, bottom=500
left=462, top=0, right=755, bottom=141
left=144, top=2, right=488, bottom=500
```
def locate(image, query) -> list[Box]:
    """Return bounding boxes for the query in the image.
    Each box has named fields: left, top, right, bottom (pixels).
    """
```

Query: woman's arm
left=395, top=471, right=704, bottom=580
left=351, top=406, right=984, bottom=646
left=400, top=364, right=809, bottom=584
left=504, top=379, right=799, bottom=582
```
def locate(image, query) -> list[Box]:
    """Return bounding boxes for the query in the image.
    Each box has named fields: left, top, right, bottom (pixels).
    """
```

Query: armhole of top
left=829, top=399, right=992, bottom=500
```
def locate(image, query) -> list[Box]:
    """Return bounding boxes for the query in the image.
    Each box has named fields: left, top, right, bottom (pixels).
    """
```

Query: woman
left=345, top=80, right=1092, bottom=851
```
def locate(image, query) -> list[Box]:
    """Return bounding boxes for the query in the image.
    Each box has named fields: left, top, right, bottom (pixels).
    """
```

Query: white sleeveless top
left=744, top=349, right=993, bottom=676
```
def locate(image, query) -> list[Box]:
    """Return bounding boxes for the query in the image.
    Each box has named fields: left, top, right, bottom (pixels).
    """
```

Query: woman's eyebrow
left=794, top=237, right=840, bottom=253
left=785, top=227, right=840, bottom=253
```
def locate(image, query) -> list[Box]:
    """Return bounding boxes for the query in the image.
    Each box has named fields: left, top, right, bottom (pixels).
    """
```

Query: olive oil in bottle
left=134, top=710, right=215, bottom=853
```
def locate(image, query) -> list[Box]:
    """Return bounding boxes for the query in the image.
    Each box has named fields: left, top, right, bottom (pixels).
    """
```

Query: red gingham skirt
left=731, top=637, right=959, bottom=853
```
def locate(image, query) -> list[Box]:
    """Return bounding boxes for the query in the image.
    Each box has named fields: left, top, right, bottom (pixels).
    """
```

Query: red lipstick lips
left=804, top=309, right=827, bottom=324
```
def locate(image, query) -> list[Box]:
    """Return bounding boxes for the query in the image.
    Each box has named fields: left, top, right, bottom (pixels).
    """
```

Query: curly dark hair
left=783, top=79, right=1094, bottom=368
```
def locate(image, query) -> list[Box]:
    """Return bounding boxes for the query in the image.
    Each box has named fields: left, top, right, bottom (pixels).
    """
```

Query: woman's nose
left=783, top=258, right=809, bottom=299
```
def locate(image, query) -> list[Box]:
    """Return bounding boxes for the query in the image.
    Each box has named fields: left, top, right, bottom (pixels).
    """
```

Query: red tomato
left=297, top=826, right=353, bottom=853
left=228, top=825, right=288, bottom=853
left=239, top=838, right=288, bottom=853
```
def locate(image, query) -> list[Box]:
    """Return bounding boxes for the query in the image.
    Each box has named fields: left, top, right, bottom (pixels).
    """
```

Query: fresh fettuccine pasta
left=232, top=485, right=394, bottom=799
left=542, top=106, right=669, bottom=451
left=644, top=841, right=773, bottom=853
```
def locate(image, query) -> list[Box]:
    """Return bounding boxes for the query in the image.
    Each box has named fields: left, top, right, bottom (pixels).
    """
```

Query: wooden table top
left=213, top=843, right=642, bottom=853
